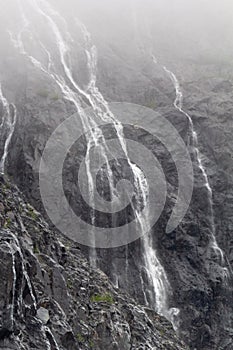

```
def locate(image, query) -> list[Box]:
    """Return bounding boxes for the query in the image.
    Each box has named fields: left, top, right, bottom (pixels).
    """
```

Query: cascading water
left=71, top=11, right=179, bottom=323
left=133, top=164, right=179, bottom=321
left=3, top=241, right=17, bottom=331
left=0, top=84, right=17, bottom=174
left=162, top=63, right=227, bottom=270
left=12, top=0, right=119, bottom=266
left=0, top=230, right=60, bottom=349
left=7, top=0, right=179, bottom=325
left=77, top=26, right=176, bottom=312
left=43, top=326, right=61, bottom=350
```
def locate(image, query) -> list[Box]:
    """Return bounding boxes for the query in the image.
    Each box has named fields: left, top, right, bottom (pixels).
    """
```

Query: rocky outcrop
left=0, top=175, right=188, bottom=349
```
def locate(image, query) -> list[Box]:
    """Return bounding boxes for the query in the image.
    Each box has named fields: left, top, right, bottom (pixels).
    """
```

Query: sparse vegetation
left=67, top=278, right=73, bottom=289
left=4, top=217, right=11, bottom=228
left=27, top=204, right=37, bottom=220
left=33, top=244, right=40, bottom=254
left=90, top=292, right=114, bottom=304
left=89, top=340, right=94, bottom=348
left=76, top=333, right=85, bottom=343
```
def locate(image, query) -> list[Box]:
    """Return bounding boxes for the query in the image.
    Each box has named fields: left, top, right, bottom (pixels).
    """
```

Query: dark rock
left=0, top=176, right=187, bottom=349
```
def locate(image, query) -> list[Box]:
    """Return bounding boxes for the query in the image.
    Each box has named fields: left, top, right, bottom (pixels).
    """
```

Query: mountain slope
left=0, top=175, right=188, bottom=349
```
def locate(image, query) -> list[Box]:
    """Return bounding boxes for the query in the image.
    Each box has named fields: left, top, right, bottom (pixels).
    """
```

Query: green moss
left=5, top=181, right=11, bottom=189
left=33, top=244, right=40, bottom=254
left=67, top=278, right=73, bottom=289
left=89, top=340, right=94, bottom=348
left=90, top=293, right=114, bottom=304
left=2, top=182, right=10, bottom=192
left=159, top=328, right=165, bottom=337
left=4, top=217, right=11, bottom=228
left=76, top=333, right=85, bottom=343
left=27, top=205, right=37, bottom=220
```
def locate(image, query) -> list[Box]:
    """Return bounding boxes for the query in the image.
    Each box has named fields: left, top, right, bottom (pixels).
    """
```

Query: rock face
left=4, top=57, right=233, bottom=348
left=0, top=175, right=187, bottom=349
left=1, top=1, right=233, bottom=349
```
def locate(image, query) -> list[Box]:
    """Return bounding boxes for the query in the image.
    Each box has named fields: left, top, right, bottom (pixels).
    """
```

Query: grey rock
left=36, top=307, right=50, bottom=324
left=0, top=176, right=187, bottom=350
left=0, top=4, right=233, bottom=348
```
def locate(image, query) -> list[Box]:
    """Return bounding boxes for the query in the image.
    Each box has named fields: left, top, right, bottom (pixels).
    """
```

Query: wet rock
left=36, top=307, right=50, bottom=324
left=0, top=177, right=187, bottom=349
left=1, top=9, right=233, bottom=348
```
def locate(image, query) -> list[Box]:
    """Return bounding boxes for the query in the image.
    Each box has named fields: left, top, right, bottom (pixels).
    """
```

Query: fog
left=56, top=0, right=233, bottom=61
left=1, top=0, right=233, bottom=64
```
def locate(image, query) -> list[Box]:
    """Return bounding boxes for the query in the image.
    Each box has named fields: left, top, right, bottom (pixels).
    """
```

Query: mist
left=65, top=0, right=233, bottom=61
left=1, top=0, right=233, bottom=65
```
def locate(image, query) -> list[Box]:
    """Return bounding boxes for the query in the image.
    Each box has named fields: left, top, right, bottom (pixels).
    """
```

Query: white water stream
left=1, top=231, right=60, bottom=349
left=162, top=65, right=225, bottom=265
left=0, top=84, right=17, bottom=174
left=6, top=0, right=181, bottom=324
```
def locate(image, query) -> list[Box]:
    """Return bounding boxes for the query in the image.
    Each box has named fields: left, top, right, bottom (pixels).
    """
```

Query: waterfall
left=41, top=326, right=53, bottom=350
left=12, top=0, right=118, bottom=266
left=77, top=24, right=179, bottom=320
left=6, top=232, right=37, bottom=313
left=0, top=84, right=17, bottom=174
left=133, top=163, right=179, bottom=323
left=162, top=64, right=226, bottom=268
left=44, top=326, right=61, bottom=350
left=8, top=0, right=178, bottom=323
left=1, top=230, right=60, bottom=348
left=4, top=241, right=17, bottom=330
